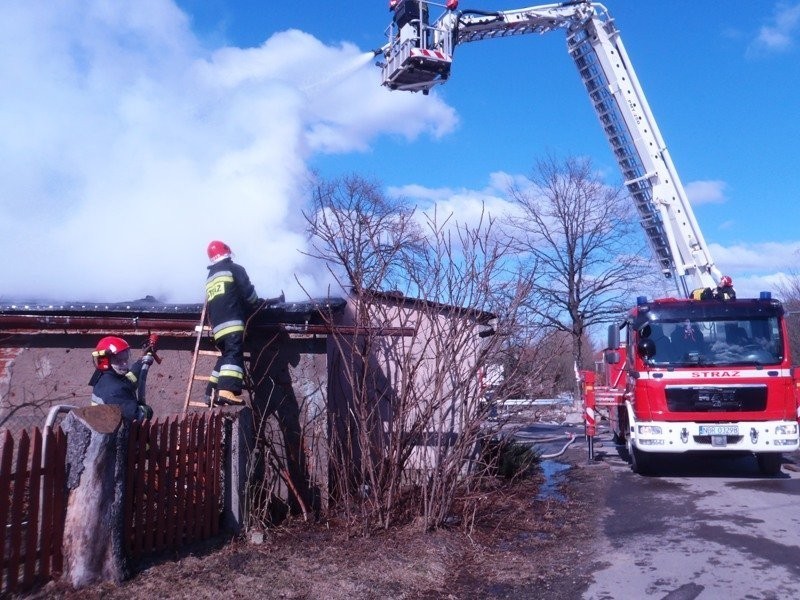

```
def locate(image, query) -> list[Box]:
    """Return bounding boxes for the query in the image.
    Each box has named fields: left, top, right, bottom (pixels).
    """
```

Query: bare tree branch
left=302, top=174, right=423, bottom=294
left=504, top=153, right=656, bottom=384
left=775, top=263, right=800, bottom=361
left=305, top=174, right=537, bottom=532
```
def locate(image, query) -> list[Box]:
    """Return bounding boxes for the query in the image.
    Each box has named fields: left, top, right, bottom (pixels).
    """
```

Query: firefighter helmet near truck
left=207, top=240, right=232, bottom=263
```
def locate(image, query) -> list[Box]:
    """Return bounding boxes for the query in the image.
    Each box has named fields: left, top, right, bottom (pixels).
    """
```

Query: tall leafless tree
left=303, top=174, right=534, bottom=532
left=504, top=154, right=655, bottom=388
left=303, top=174, right=423, bottom=294
left=775, top=266, right=800, bottom=361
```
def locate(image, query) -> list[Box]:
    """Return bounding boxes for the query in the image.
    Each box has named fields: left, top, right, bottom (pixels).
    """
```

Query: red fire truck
left=597, top=294, right=799, bottom=474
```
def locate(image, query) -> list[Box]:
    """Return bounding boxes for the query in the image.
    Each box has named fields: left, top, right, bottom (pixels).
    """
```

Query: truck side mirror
left=605, top=350, right=620, bottom=364
left=607, top=324, right=620, bottom=350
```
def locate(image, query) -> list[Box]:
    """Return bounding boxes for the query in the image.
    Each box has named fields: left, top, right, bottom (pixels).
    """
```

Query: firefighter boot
left=217, top=389, right=245, bottom=406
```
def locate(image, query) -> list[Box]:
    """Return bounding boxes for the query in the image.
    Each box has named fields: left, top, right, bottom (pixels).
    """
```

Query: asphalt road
left=579, top=426, right=800, bottom=600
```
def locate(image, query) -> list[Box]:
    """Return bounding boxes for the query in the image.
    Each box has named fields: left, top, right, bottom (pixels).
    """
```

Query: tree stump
left=61, top=404, right=129, bottom=588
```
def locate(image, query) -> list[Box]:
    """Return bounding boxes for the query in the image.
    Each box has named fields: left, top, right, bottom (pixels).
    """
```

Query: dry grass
left=31, top=443, right=609, bottom=600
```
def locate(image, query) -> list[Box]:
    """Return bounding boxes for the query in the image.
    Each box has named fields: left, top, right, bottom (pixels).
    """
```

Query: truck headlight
left=774, top=424, right=798, bottom=435
left=637, top=425, right=662, bottom=435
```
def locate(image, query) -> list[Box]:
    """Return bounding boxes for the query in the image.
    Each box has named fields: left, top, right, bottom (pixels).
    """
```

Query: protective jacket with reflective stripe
left=88, top=360, right=144, bottom=421
left=206, top=258, right=260, bottom=341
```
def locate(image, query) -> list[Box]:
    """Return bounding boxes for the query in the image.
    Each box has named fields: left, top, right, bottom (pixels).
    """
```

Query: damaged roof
left=0, top=296, right=348, bottom=337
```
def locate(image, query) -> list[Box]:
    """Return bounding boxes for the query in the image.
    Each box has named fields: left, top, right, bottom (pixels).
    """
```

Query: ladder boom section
left=379, top=1, right=721, bottom=293
left=452, top=3, right=594, bottom=43
left=566, top=8, right=719, bottom=292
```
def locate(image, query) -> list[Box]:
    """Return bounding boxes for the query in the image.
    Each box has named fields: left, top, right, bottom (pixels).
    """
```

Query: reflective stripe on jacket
left=88, top=362, right=143, bottom=421
left=206, top=258, right=259, bottom=338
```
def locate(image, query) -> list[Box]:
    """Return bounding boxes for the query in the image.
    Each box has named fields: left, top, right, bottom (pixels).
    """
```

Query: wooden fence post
left=61, top=405, right=129, bottom=588
left=222, top=407, right=254, bottom=533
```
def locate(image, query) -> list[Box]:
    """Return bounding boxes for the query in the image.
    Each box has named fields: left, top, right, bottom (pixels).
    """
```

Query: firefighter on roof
left=89, top=336, right=154, bottom=421
left=715, top=275, right=736, bottom=300
left=690, top=275, right=737, bottom=301
left=204, top=240, right=261, bottom=406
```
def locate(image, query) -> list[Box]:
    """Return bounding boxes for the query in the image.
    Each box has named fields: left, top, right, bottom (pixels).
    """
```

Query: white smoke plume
left=0, top=1, right=456, bottom=303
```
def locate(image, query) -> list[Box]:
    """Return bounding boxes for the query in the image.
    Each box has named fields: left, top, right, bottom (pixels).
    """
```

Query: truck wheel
left=756, top=453, right=783, bottom=476
left=628, top=439, right=655, bottom=475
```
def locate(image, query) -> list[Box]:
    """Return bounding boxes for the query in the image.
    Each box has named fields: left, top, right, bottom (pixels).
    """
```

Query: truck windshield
left=639, top=316, right=783, bottom=367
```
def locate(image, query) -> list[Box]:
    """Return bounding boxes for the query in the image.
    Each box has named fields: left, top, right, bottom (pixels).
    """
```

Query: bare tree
left=303, top=174, right=423, bottom=294
left=504, top=154, right=654, bottom=386
left=304, top=175, right=533, bottom=533
left=775, top=267, right=800, bottom=362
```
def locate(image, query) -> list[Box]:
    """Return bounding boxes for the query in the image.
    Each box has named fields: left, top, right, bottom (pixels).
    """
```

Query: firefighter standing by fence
left=204, top=240, right=262, bottom=406
left=89, top=335, right=155, bottom=421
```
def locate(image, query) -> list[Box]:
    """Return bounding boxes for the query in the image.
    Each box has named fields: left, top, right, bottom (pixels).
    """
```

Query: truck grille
left=665, top=385, right=767, bottom=412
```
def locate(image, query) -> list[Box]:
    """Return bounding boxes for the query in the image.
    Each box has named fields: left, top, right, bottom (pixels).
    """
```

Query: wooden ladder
left=182, top=302, right=254, bottom=412
left=183, top=302, right=216, bottom=412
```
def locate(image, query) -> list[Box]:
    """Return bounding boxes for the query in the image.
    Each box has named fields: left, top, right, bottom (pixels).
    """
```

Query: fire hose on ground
left=514, top=432, right=578, bottom=459
left=539, top=433, right=577, bottom=459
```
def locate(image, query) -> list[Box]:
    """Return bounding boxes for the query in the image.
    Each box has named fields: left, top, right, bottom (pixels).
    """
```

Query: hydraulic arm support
left=379, top=1, right=721, bottom=294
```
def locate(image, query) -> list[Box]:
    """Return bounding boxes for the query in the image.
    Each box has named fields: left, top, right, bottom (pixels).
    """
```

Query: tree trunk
left=62, top=404, right=129, bottom=588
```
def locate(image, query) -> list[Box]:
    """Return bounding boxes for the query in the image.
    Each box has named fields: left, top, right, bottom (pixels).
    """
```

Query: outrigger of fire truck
left=377, top=0, right=800, bottom=474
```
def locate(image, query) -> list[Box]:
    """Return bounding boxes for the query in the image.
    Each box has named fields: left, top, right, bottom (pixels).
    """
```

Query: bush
left=481, top=438, right=540, bottom=479
left=498, top=441, right=540, bottom=478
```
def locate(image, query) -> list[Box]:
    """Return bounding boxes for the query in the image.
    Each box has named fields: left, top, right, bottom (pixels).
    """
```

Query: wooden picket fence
left=124, top=411, right=225, bottom=560
left=0, top=410, right=227, bottom=593
left=0, top=427, right=67, bottom=595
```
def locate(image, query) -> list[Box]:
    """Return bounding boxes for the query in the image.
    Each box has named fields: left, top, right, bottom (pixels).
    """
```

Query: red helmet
left=719, top=275, right=733, bottom=288
left=207, top=240, right=232, bottom=263
left=92, top=336, right=131, bottom=373
left=446, top=0, right=459, bottom=9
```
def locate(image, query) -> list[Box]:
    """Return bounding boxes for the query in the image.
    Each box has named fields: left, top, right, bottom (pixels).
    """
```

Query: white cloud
left=0, top=1, right=456, bottom=303
left=748, top=1, right=800, bottom=55
left=726, top=272, right=792, bottom=300
left=388, top=172, right=519, bottom=232
left=685, top=180, right=727, bottom=205
left=710, top=241, right=800, bottom=272
left=717, top=220, right=735, bottom=231
left=709, top=241, right=800, bottom=297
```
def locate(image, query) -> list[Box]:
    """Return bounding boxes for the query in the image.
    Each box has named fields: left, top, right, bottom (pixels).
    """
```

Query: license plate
left=699, top=425, right=738, bottom=436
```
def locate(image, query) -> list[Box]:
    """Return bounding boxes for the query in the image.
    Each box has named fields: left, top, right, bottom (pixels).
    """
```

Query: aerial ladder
left=378, top=0, right=722, bottom=297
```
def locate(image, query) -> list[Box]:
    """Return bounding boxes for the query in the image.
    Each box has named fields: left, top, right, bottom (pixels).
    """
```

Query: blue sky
left=1, top=1, right=799, bottom=302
